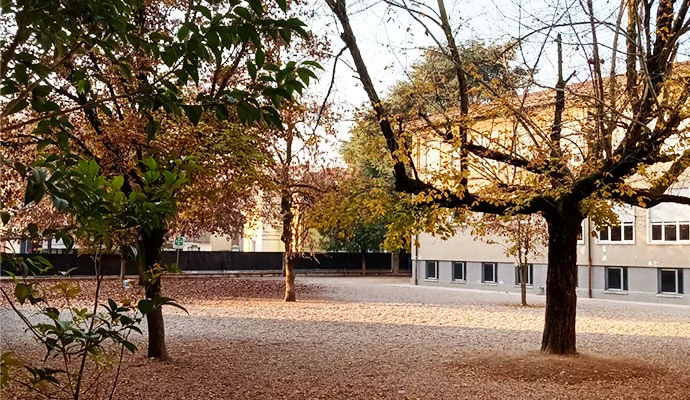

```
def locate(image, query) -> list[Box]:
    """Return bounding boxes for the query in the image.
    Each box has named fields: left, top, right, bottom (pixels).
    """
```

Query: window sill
left=423, top=278, right=439, bottom=282
left=451, top=280, right=467, bottom=284
left=513, top=284, right=534, bottom=288
left=647, top=241, right=690, bottom=245
left=596, top=242, right=636, bottom=245
left=603, top=290, right=628, bottom=295
left=656, top=293, right=684, bottom=298
left=480, top=282, right=498, bottom=286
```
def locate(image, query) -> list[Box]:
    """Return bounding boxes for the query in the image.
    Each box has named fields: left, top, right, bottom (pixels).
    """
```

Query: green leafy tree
left=1, top=0, right=319, bottom=360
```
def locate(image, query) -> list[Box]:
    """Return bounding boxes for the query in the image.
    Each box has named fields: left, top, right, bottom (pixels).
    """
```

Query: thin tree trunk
left=519, top=223, right=528, bottom=307
left=541, top=211, right=581, bottom=355
left=281, top=128, right=295, bottom=302
left=284, top=251, right=295, bottom=302
left=281, top=186, right=295, bottom=302
left=119, top=246, right=126, bottom=280
left=520, top=263, right=528, bottom=306
left=139, top=228, right=168, bottom=360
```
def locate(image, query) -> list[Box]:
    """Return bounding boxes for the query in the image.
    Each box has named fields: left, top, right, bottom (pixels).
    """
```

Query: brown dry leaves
left=2, top=277, right=689, bottom=400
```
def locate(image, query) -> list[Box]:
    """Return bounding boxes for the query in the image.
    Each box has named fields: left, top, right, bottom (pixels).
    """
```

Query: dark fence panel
left=399, top=253, right=411, bottom=271
left=364, top=253, right=394, bottom=270
left=224, top=252, right=283, bottom=271
left=0, top=251, right=404, bottom=275
left=0, top=253, right=138, bottom=276
left=295, top=253, right=361, bottom=270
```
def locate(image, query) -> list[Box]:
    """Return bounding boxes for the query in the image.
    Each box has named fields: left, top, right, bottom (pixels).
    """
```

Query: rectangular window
left=598, top=221, right=634, bottom=243
left=605, top=267, right=628, bottom=291
left=482, top=262, right=497, bottom=283
left=425, top=261, right=438, bottom=280
left=648, top=190, right=690, bottom=243
left=623, top=224, right=634, bottom=241
left=658, top=269, right=683, bottom=294
left=599, top=227, right=609, bottom=241
left=452, top=262, right=466, bottom=281
left=664, top=224, right=677, bottom=241
left=514, top=264, right=534, bottom=285
left=650, top=222, right=690, bottom=243
left=680, top=223, right=690, bottom=240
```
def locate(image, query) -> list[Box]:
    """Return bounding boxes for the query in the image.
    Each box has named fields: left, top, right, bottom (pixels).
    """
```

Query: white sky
left=301, top=0, right=690, bottom=152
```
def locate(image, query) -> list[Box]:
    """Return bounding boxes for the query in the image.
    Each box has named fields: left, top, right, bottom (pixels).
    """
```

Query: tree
left=313, top=41, right=529, bottom=253
left=472, top=214, right=548, bottom=306
left=328, top=0, right=690, bottom=355
left=2, top=0, right=318, bottom=359
left=266, top=101, right=336, bottom=301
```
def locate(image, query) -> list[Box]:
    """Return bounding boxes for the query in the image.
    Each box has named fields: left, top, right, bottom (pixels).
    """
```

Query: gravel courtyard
left=2, top=276, right=689, bottom=399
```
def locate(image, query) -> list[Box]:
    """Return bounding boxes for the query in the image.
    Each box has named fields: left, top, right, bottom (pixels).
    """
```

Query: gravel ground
left=2, top=276, right=689, bottom=399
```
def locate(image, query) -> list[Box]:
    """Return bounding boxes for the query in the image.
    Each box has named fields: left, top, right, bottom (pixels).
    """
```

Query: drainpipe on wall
left=413, top=234, right=419, bottom=285
left=587, top=217, right=593, bottom=299
left=412, top=137, right=421, bottom=286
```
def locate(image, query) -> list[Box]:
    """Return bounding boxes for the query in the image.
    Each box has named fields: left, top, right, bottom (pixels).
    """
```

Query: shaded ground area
left=2, top=276, right=689, bottom=399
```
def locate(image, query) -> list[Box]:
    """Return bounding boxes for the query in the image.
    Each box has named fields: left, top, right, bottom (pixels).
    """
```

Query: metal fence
left=0, top=251, right=411, bottom=276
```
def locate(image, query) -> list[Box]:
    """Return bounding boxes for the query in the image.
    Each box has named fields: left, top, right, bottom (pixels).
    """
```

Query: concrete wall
left=413, top=259, right=689, bottom=305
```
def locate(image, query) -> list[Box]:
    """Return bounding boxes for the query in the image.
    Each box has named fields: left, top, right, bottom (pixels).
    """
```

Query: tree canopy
left=328, top=0, right=690, bottom=355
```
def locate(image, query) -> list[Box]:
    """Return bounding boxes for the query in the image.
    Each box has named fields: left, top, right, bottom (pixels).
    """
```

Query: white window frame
left=424, top=260, right=438, bottom=281
left=604, top=267, right=627, bottom=291
left=596, top=221, right=635, bottom=244
left=514, top=264, right=534, bottom=286
left=647, top=187, right=690, bottom=244
left=451, top=261, right=466, bottom=282
left=481, top=262, right=497, bottom=284
left=648, top=220, right=690, bottom=244
left=658, top=268, right=683, bottom=295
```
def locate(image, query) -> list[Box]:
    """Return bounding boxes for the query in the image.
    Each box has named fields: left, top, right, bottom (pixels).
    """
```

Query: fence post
left=391, top=252, right=400, bottom=274
left=361, top=253, right=366, bottom=276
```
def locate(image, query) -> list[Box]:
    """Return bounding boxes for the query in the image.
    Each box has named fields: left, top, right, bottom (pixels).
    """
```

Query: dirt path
left=2, top=276, right=689, bottom=399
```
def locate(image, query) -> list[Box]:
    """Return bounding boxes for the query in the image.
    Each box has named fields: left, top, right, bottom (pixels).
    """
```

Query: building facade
left=412, top=190, right=690, bottom=305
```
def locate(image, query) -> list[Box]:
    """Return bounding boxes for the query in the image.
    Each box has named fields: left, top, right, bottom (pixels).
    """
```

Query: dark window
left=482, top=263, right=496, bottom=283
left=452, top=262, right=466, bottom=281
left=577, top=224, right=583, bottom=241
left=425, top=261, right=437, bottom=280
left=599, top=228, right=609, bottom=241
left=664, top=224, right=677, bottom=241
left=680, top=224, right=690, bottom=241
left=623, top=225, right=634, bottom=241
left=605, top=267, right=628, bottom=290
left=514, top=264, right=534, bottom=285
left=599, top=223, right=633, bottom=242
left=659, top=269, right=684, bottom=294
left=651, top=224, right=662, bottom=240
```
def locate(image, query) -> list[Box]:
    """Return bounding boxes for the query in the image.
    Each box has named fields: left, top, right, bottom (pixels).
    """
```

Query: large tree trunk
left=145, top=278, right=167, bottom=359
left=139, top=228, right=168, bottom=360
left=541, top=211, right=581, bottom=355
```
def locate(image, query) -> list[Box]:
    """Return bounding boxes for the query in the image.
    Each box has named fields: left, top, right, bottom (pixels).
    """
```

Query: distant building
left=409, top=70, right=689, bottom=305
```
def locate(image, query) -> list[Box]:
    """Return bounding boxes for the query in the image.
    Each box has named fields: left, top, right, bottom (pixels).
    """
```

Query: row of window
left=576, top=221, right=690, bottom=244
left=425, top=261, right=685, bottom=295
left=605, top=267, right=684, bottom=294
left=426, top=261, right=534, bottom=285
